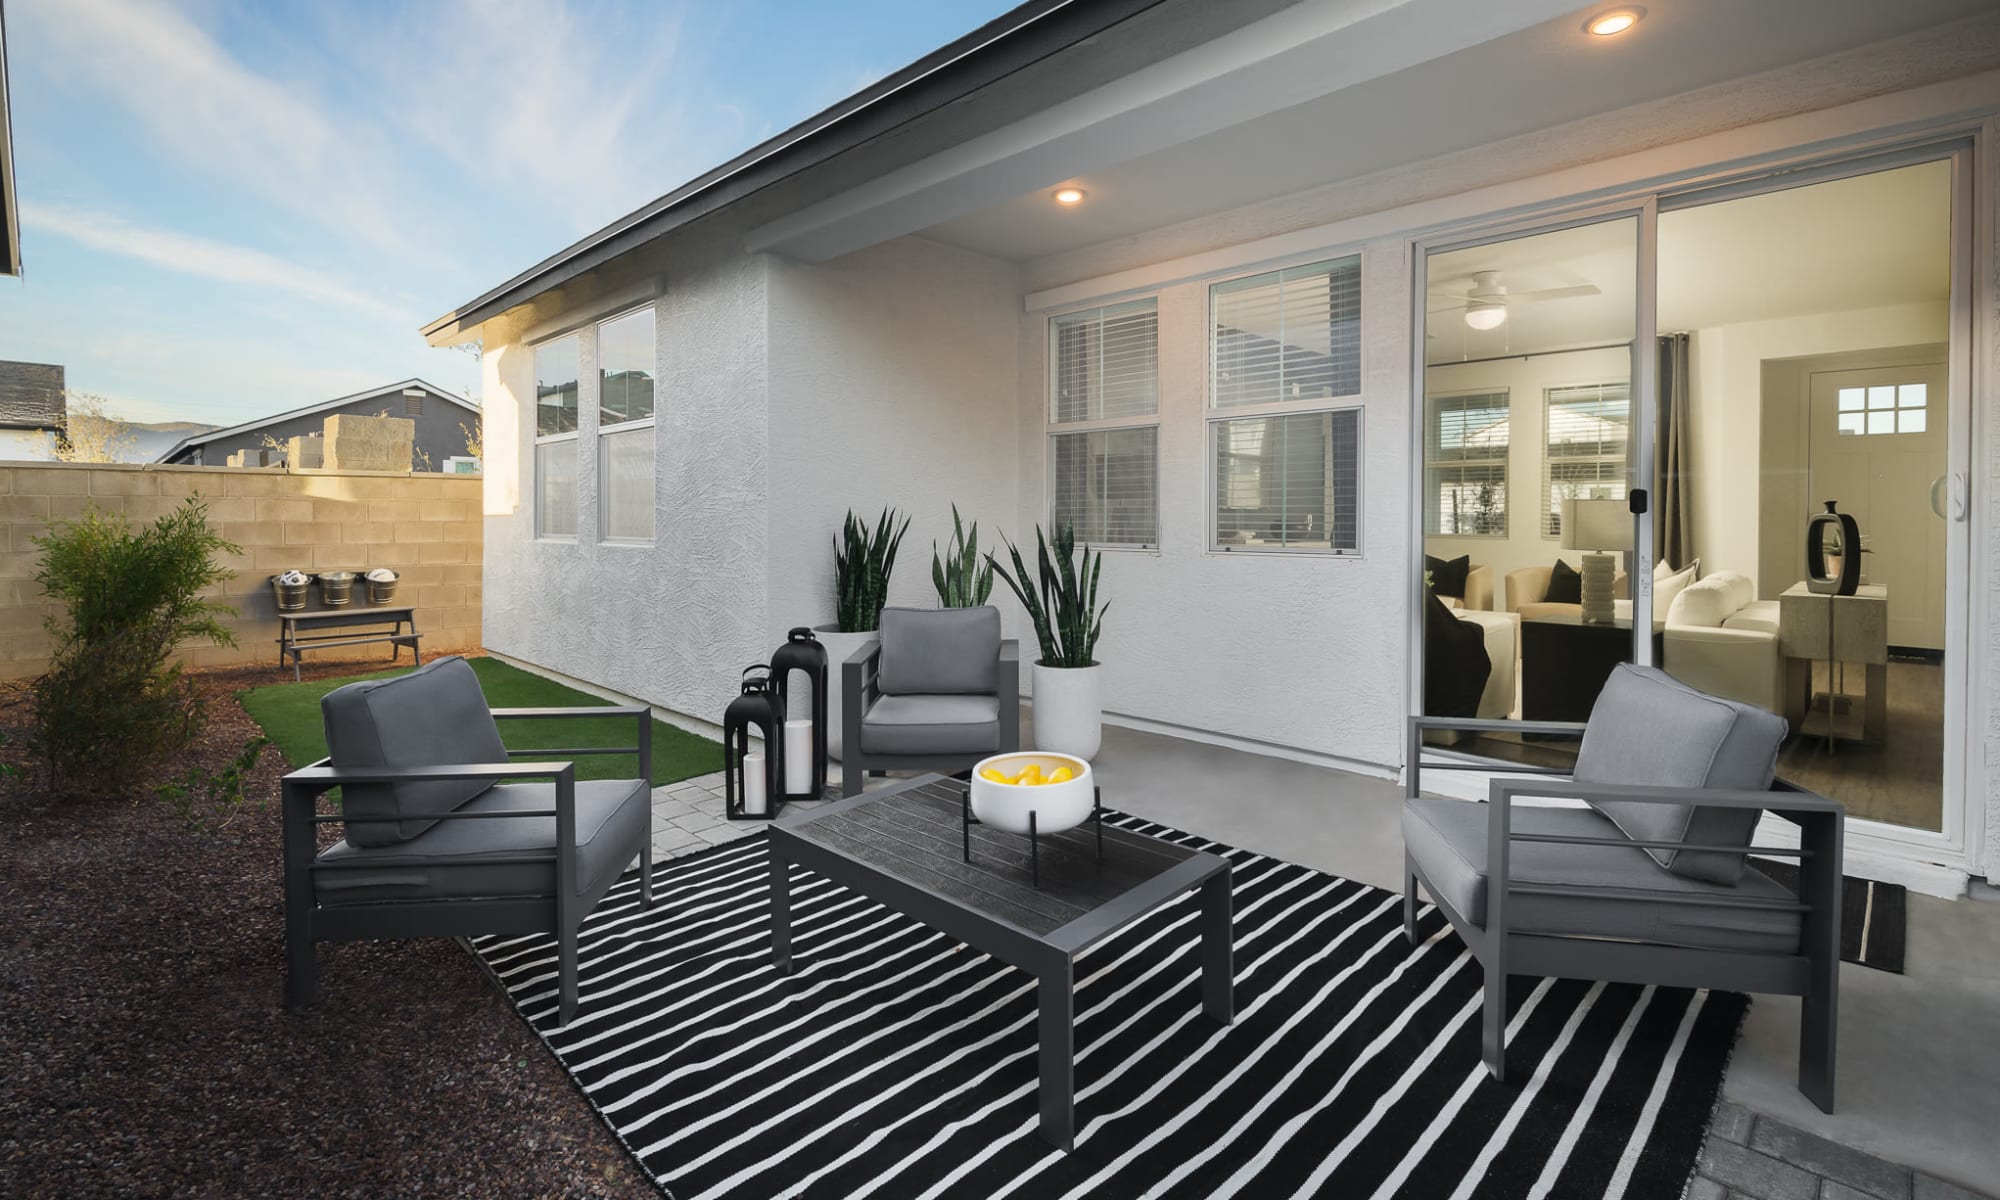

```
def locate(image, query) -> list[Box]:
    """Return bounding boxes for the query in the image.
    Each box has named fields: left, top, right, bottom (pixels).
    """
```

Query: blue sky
left=0, top=0, right=1014, bottom=427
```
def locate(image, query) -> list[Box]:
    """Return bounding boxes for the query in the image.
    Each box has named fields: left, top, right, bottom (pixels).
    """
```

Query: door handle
left=1931, top=473, right=1969, bottom=521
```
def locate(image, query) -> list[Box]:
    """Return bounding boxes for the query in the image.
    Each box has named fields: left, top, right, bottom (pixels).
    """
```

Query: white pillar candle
left=743, top=752, right=768, bottom=815
left=784, top=719, right=813, bottom=796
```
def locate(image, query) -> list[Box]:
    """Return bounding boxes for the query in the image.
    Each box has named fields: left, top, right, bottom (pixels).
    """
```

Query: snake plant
left=931, top=505, right=994, bottom=608
left=833, top=507, right=908, bottom=632
left=988, top=521, right=1106, bottom=668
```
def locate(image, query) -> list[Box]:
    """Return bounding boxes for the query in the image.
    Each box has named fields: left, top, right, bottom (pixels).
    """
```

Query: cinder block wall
left=0, top=463, right=482, bottom=678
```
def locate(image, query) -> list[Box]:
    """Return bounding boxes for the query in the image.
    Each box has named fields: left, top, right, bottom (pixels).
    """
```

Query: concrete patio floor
left=647, top=718, right=2000, bottom=1197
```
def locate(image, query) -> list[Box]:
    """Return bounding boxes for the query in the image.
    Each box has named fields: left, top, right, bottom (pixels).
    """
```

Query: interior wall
left=1423, top=345, right=1630, bottom=600
left=1686, top=300, right=1949, bottom=591
left=765, top=235, right=1024, bottom=647
left=1017, top=241, right=1411, bottom=772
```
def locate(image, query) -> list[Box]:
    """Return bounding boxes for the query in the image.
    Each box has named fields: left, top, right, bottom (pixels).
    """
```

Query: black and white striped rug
left=470, top=815, right=1745, bottom=1200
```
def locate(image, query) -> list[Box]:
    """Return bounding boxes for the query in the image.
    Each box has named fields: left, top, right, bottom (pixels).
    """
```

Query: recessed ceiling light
left=1053, top=187, right=1086, bottom=206
left=1584, top=7, right=1643, bottom=36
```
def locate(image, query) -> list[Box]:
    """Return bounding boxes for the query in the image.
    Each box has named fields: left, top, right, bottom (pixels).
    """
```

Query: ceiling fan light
left=1464, top=304, right=1507, bottom=331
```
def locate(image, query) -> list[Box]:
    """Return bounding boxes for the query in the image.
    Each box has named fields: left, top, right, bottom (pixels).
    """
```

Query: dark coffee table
left=768, top=774, right=1232, bottom=1150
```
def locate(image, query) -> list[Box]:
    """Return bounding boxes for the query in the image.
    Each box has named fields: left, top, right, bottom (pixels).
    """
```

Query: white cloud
left=13, top=0, right=416, bottom=254
left=20, top=203, right=418, bottom=325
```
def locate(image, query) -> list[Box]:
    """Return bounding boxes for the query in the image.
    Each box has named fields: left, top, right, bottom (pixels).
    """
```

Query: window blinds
left=1051, top=426, right=1158, bottom=546
left=1051, top=300, right=1159, bottom=423
left=1543, top=382, right=1630, bottom=538
left=1212, top=409, right=1360, bottom=552
left=1426, top=391, right=1510, bottom=536
left=1211, top=257, right=1361, bottom=408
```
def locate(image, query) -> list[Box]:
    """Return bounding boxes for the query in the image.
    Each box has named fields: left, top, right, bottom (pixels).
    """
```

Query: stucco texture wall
left=0, top=463, right=481, bottom=678
left=766, top=236, right=1023, bottom=645
left=479, top=245, right=770, bottom=730
left=1017, top=242, right=1412, bottom=773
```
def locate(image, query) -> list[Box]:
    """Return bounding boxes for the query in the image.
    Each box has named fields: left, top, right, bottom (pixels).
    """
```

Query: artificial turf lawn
left=237, top=656, right=722, bottom=787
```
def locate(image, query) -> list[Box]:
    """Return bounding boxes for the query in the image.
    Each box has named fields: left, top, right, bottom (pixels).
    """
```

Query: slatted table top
left=772, top=774, right=1225, bottom=953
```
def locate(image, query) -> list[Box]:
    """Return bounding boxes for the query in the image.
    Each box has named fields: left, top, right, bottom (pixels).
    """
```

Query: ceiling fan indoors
left=1428, top=269, right=1600, bottom=331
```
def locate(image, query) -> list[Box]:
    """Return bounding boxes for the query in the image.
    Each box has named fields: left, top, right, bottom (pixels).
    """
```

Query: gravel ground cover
left=0, top=658, right=659, bottom=1199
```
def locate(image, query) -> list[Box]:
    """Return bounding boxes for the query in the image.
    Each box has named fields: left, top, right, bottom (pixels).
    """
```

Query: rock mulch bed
left=0, top=660, right=656, bottom=1199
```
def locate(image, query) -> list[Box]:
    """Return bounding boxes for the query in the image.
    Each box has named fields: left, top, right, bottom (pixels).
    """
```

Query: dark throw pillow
left=1422, top=588, right=1491, bottom=718
left=1425, top=554, right=1471, bottom=599
left=1545, top=558, right=1583, bottom=605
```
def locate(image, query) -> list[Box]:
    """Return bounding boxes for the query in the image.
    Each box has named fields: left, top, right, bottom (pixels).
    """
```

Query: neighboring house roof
left=0, top=0, right=20, bottom=278
left=0, top=359, right=63, bottom=430
left=420, top=0, right=1166, bottom=342
left=155, top=379, right=479, bottom=462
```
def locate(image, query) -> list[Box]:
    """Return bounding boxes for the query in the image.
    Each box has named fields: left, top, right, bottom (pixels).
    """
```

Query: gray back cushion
left=877, top=606, right=1001, bottom=696
left=1573, top=664, right=1787, bottom=885
left=322, top=655, right=509, bottom=847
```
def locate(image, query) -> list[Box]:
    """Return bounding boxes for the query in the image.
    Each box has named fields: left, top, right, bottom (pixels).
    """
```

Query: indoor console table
left=768, top=775, right=1233, bottom=1151
left=1778, top=582, right=1888, bottom=746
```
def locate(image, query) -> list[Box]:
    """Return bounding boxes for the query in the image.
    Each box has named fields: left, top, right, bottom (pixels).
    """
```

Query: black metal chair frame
left=1405, top=714, right=1844, bottom=1113
left=840, top=639, right=1020, bottom=797
left=283, top=706, right=654, bottom=1026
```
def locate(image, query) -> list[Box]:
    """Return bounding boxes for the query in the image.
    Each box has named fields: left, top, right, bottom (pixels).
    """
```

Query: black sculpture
left=1805, top=500, right=1860, bottom=596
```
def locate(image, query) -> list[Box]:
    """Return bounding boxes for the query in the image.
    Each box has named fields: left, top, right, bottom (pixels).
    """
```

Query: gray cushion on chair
left=860, top=694, right=1001, bottom=755
left=1402, top=796, right=1800, bottom=954
left=876, top=606, right=1001, bottom=696
left=313, top=778, right=649, bottom=905
left=1573, top=664, right=1787, bottom=885
left=321, top=655, right=509, bottom=847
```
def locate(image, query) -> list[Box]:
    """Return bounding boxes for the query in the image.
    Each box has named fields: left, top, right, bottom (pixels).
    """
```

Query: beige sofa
left=1434, top=563, right=1494, bottom=612
left=1663, top=572, right=1782, bottom=714
left=1505, top=563, right=1628, bottom=620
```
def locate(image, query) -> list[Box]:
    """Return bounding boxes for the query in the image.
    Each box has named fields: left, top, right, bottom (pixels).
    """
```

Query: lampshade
left=1561, top=497, right=1633, bottom=552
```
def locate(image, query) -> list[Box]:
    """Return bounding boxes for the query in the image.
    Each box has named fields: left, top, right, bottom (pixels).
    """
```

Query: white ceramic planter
left=1031, top=662, right=1102, bottom=761
left=969, top=753, right=1093, bottom=834
left=812, top=624, right=878, bottom=761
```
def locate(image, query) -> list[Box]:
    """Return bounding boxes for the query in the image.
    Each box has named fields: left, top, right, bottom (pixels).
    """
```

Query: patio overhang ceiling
left=753, top=0, right=1997, bottom=269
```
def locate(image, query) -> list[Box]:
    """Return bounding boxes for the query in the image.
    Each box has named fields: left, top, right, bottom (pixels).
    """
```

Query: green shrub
left=29, top=497, right=240, bottom=797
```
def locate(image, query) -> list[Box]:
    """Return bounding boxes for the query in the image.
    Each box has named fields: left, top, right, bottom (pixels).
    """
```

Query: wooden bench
left=276, top=606, right=421, bottom=681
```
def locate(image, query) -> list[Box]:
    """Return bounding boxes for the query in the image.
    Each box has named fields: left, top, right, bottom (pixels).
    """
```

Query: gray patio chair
left=282, top=655, right=653, bottom=1026
left=1404, top=663, right=1842, bottom=1112
left=841, top=605, right=1019, bottom=797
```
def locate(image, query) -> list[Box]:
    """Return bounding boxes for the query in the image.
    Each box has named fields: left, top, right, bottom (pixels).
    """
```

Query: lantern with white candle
left=723, top=665, right=786, bottom=820
left=768, top=627, right=828, bottom=800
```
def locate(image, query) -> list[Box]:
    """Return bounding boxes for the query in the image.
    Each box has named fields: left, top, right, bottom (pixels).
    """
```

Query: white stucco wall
left=765, top=236, right=1025, bottom=645
left=481, top=245, right=771, bottom=728
left=1016, top=242, right=1412, bottom=773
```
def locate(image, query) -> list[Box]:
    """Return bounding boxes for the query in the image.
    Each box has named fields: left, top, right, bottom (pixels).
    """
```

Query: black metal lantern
left=769, top=626, right=829, bottom=802
left=723, top=665, right=786, bottom=820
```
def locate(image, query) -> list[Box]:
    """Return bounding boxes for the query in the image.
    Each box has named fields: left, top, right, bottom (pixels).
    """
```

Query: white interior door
left=1806, top=362, right=1948, bottom=650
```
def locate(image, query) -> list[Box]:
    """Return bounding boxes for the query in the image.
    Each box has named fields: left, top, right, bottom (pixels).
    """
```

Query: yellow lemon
left=1018, top=765, right=1043, bottom=786
left=979, top=767, right=1009, bottom=784
left=1047, top=767, right=1073, bottom=784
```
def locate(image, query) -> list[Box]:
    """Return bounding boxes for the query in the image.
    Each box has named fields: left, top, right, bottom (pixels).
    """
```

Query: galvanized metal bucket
left=270, top=574, right=309, bottom=612
left=365, top=571, right=399, bottom=604
left=316, top=571, right=356, bottom=607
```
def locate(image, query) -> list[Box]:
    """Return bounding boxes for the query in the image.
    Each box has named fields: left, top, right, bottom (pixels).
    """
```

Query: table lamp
left=1562, top=497, right=1632, bottom=625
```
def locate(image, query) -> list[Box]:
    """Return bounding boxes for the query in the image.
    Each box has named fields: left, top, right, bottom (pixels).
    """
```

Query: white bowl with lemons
left=968, top=752, right=1094, bottom=835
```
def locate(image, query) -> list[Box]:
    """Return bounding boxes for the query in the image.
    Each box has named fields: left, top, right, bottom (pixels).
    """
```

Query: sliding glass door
left=1416, top=212, right=1647, bottom=765
left=1410, top=143, right=1976, bottom=873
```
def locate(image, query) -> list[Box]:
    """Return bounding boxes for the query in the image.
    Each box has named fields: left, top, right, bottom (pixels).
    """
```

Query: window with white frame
left=1426, top=390, right=1509, bottom=536
left=596, top=307, right=655, bottom=543
left=533, top=336, right=579, bottom=539
left=1048, top=299, right=1158, bottom=547
left=1208, top=256, right=1362, bottom=553
left=1543, top=381, right=1629, bottom=539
